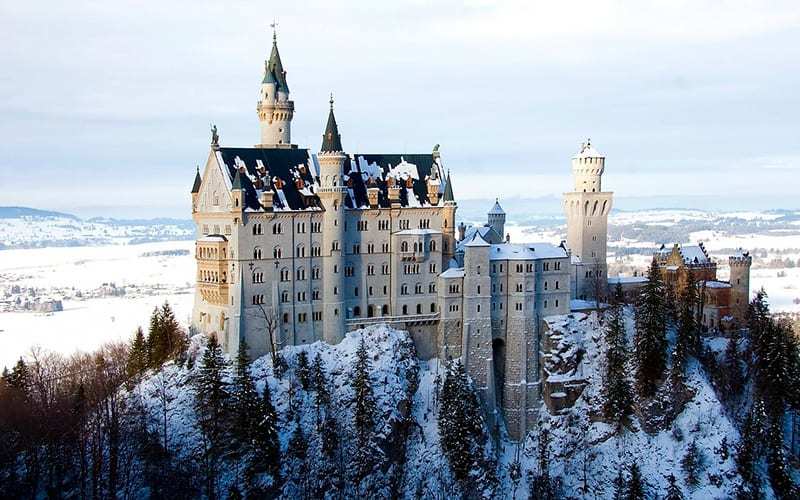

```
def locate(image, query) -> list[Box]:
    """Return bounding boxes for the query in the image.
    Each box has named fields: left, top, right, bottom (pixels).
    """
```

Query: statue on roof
left=211, top=124, right=219, bottom=147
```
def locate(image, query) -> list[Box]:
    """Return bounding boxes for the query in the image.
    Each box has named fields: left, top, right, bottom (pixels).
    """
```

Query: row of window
left=399, top=240, right=436, bottom=252
left=489, top=260, right=563, bottom=274
left=400, top=283, right=437, bottom=295
left=202, top=224, right=231, bottom=236
left=252, top=222, right=323, bottom=236
left=198, top=246, right=226, bottom=259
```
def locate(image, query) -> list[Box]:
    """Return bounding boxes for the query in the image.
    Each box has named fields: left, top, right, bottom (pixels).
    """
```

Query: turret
left=441, top=169, right=457, bottom=264
left=317, top=95, right=347, bottom=345
left=191, top=166, right=202, bottom=214
left=729, top=250, right=752, bottom=327
left=571, top=139, right=605, bottom=192
left=231, top=169, right=244, bottom=213
left=256, top=30, right=294, bottom=148
left=488, top=199, right=505, bottom=240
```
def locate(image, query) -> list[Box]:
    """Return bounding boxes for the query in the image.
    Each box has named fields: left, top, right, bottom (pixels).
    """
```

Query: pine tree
left=317, top=414, right=343, bottom=497
left=735, top=399, right=767, bottom=495
left=246, top=379, right=280, bottom=496
left=439, top=360, right=487, bottom=488
left=528, top=428, right=558, bottom=500
left=351, top=336, right=378, bottom=482
left=7, top=358, right=30, bottom=397
left=673, top=275, right=699, bottom=377
left=664, top=473, right=684, bottom=500
left=681, top=439, right=703, bottom=488
left=612, top=467, right=626, bottom=500
left=231, top=340, right=260, bottom=454
left=160, top=301, right=181, bottom=359
left=193, top=334, right=230, bottom=498
left=723, top=329, right=744, bottom=399
left=296, top=350, right=311, bottom=390
left=767, top=419, right=796, bottom=500
left=603, top=283, right=633, bottom=428
left=127, top=327, right=148, bottom=379
left=311, top=353, right=330, bottom=423
left=625, top=462, right=646, bottom=500
left=146, top=306, right=162, bottom=367
left=283, top=415, right=308, bottom=498
left=634, top=258, right=667, bottom=398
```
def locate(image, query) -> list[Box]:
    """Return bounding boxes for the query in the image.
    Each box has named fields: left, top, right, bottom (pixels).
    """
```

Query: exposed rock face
left=540, top=313, right=591, bottom=414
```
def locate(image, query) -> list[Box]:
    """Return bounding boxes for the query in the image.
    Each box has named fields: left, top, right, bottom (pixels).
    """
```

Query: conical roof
left=321, top=97, right=343, bottom=152
left=443, top=170, right=454, bottom=202
left=231, top=169, right=244, bottom=190
left=191, top=167, right=202, bottom=193
left=489, top=198, right=504, bottom=215
left=266, top=33, right=289, bottom=92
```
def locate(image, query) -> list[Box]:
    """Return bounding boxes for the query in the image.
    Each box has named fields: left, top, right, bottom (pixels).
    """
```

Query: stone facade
left=190, top=33, right=610, bottom=442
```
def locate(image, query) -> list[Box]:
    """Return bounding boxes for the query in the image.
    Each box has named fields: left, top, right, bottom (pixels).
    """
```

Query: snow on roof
left=488, top=199, right=505, bottom=215
left=703, top=280, right=731, bottom=289
left=680, top=244, right=710, bottom=264
left=573, top=140, right=604, bottom=159
left=490, top=244, right=535, bottom=260
left=396, top=229, right=441, bottom=235
left=488, top=242, right=568, bottom=261
left=440, top=267, right=465, bottom=279
left=464, top=232, right=490, bottom=247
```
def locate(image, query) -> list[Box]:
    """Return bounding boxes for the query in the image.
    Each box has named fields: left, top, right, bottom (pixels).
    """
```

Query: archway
left=492, top=338, right=506, bottom=409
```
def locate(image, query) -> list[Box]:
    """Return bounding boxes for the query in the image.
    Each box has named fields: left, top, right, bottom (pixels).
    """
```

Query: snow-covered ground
left=0, top=240, right=195, bottom=369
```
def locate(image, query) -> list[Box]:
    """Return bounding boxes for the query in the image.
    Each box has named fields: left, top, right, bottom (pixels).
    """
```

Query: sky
left=1, top=0, right=799, bottom=218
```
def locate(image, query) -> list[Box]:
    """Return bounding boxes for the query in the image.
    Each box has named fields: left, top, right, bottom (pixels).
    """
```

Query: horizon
left=2, top=1, right=800, bottom=217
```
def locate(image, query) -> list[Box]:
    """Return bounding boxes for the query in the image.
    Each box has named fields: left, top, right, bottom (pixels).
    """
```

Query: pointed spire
left=191, top=166, right=202, bottom=193
left=321, top=94, right=343, bottom=153
left=443, top=170, right=455, bottom=203
left=265, top=28, right=288, bottom=92
left=232, top=169, right=244, bottom=190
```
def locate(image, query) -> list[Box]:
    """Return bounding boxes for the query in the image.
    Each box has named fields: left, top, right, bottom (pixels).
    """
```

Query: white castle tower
left=563, top=140, right=613, bottom=300
left=317, top=95, right=347, bottom=344
left=487, top=199, right=506, bottom=241
left=257, top=30, right=294, bottom=148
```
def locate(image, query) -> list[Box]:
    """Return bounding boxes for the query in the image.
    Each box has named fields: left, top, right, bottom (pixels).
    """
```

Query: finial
left=587, top=137, right=591, bottom=146
left=329, top=92, right=334, bottom=109
left=196, top=164, right=199, bottom=173
left=270, top=20, right=278, bottom=42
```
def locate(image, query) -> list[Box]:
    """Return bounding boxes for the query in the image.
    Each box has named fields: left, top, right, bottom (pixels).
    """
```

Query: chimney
left=367, top=187, right=380, bottom=207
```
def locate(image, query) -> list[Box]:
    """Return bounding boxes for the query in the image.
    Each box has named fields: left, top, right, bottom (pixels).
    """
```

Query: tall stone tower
left=729, top=251, right=752, bottom=327
left=441, top=169, right=457, bottom=265
left=318, top=96, right=347, bottom=344
left=257, top=31, right=294, bottom=148
left=563, top=140, right=613, bottom=300
left=461, top=235, right=495, bottom=421
left=488, top=199, right=506, bottom=240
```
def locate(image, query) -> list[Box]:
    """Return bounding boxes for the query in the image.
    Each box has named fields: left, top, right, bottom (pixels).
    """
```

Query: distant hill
left=0, top=206, right=79, bottom=220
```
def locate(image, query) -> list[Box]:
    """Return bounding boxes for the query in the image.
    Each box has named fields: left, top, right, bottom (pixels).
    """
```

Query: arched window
left=382, top=304, right=389, bottom=315
left=280, top=268, right=290, bottom=281
left=296, top=267, right=305, bottom=280
left=430, top=303, right=436, bottom=313
left=401, top=241, right=409, bottom=252
left=296, top=244, right=305, bottom=258
left=367, top=305, right=375, bottom=318
left=430, top=240, right=436, bottom=252
left=353, top=306, right=361, bottom=317
left=282, top=313, right=289, bottom=324
left=273, top=246, right=282, bottom=259
left=402, top=305, right=408, bottom=315
left=416, top=304, right=422, bottom=314
left=253, top=247, right=262, bottom=259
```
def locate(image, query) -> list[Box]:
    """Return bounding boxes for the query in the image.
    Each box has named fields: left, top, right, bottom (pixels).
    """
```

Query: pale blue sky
left=1, top=1, right=799, bottom=218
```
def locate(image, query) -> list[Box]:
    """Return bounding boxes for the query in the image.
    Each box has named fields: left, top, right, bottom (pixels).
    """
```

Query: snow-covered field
left=0, top=240, right=195, bottom=369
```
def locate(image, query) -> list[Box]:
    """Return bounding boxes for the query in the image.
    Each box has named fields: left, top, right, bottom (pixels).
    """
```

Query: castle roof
left=488, top=242, right=568, bottom=261
left=443, top=170, right=455, bottom=203
left=212, top=147, right=445, bottom=212
left=231, top=168, right=244, bottom=190
left=656, top=243, right=711, bottom=265
left=463, top=232, right=490, bottom=247
left=489, top=199, right=505, bottom=215
left=321, top=99, right=343, bottom=152
left=191, top=168, right=202, bottom=193
left=266, top=33, right=289, bottom=92
left=573, top=139, right=604, bottom=159
left=456, top=225, right=502, bottom=253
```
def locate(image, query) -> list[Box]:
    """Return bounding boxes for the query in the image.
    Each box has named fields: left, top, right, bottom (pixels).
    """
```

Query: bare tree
left=588, top=257, right=607, bottom=311
left=249, top=303, right=280, bottom=368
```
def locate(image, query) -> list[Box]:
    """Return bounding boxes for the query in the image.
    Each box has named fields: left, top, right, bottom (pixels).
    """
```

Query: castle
left=188, top=32, right=745, bottom=440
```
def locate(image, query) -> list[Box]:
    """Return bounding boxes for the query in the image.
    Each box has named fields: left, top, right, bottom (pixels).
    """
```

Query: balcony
left=345, top=312, right=440, bottom=329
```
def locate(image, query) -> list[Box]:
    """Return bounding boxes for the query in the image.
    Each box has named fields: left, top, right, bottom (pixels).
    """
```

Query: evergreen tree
left=351, top=336, right=378, bottom=481
left=634, top=258, right=667, bottom=397
left=311, top=353, right=330, bottom=423
left=246, top=379, right=280, bottom=496
left=664, top=473, right=684, bottom=500
left=296, top=350, right=311, bottom=390
left=612, top=467, right=626, bottom=500
left=318, top=414, right=343, bottom=497
left=146, top=306, right=163, bottom=367
left=603, top=283, right=634, bottom=428
left=735, top=399, right=767, bottom=496
left=231, top=341, right=260, bottom=454
left=673, top=274, right=699, bottom=377
left=681, top=439, right=703, bottom=488
left=193, top=334, right=230, bottom=498
left=625, top=462, right=646, bottom=500
left=127, top=327, right=148, bottom=379
left=283, top=415, right=308, bottom=498
left=767, top=419, right=797, bottom=500
left=528, top=428, right=558, bottom=500
left=439, top=360, right=487, bottom=488
left=723, top=329, right=744, bottom=399
left=7, top=358, right=30, bottom=396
